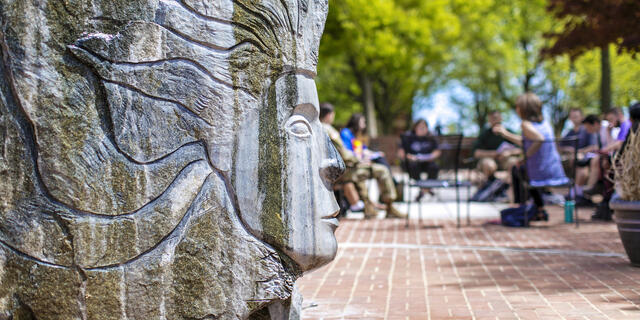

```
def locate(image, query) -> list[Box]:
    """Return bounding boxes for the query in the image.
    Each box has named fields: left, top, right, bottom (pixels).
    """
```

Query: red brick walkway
left=298, top=207, right=640, bottom=319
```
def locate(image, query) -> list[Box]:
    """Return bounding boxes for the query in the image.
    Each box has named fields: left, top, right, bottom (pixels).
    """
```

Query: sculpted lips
left=321, top=210, right=340, bottom=229
left=321, top=210, right=340, bottom=220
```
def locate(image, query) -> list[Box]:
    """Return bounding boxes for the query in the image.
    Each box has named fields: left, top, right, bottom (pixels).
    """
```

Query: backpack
left=500, top=204, right=540, bottom=227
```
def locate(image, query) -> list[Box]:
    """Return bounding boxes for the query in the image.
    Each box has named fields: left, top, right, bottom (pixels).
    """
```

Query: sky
left=413, top=84, right=536, bottom=137
left=413, top=91, right=462, bottom=133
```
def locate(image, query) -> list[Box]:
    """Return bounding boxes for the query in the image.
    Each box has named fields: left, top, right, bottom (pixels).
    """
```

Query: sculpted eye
left=286, top=115, right=312, bottom=138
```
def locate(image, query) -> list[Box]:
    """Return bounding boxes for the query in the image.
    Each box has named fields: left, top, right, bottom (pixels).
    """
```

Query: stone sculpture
left=0, top=0, right=342, bottom=319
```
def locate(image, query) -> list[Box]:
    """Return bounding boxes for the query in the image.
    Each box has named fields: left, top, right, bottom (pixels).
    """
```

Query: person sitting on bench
left=320, top=103, right=407, bottom=219
left=492, top=93, right=569, bottom=221
left=398, top=119, right=441, bottom=201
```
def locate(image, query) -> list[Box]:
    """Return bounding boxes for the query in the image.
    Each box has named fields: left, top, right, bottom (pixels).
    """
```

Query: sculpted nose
left=320, top=134, right=345, bottom=184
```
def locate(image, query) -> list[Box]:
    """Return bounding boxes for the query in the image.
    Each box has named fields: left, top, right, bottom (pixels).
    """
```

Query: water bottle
left=564, top=200, right=575, bottom=223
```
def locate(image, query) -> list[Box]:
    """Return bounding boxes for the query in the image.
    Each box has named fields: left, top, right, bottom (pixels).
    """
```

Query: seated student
left=559, top=108, right=597, bottom=203
left=604, top=107, right=633, bottom=153
left=398, top=119, right=441, bottom=200
left=619, top=103, right=640, bottom=156
left=590, top=103, right=640, bottom=220
left=472, top=111, right=520, bottom=185
left=493, top=93, right=569, bottom=221
left=320, top=103, right=406, bottom=219
left=581, top=114, right=618, bottom=197
left=582, top=114, right=613, bottom=153
left=341, top=113, right=400, bottom=199
left=340, top=113, right=389, bottom=167
left=560, top=108, right=597, bottom=153
left=340, top=113, right=364, bottom=154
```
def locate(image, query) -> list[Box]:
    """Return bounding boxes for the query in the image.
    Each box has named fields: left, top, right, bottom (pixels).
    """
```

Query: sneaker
left=349, top=200, right=365, bottom=212
left=591, top=203, right=612, bottom=221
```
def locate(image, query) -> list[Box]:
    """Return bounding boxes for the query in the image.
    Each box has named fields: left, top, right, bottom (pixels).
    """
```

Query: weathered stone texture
left=0, top=0, right=340, bottom=319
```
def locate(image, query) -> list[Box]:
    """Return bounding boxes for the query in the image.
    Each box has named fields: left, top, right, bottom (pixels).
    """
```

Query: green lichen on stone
left=229, top=0, right=310, bottom=264
left=230, top=0, right=290, bottom=249
left=0, top=98, right=36, bottom=216
left=257, top=81, right=288, bottom=248
left=170, top=211, right=226, bottom=319
left=45, top=0, right=86, bottom=50
left=85, top=270, right=124, bottom=320
left=230, top=0, right=286, bottom=95
left=124, top=261, right=165, bottom=319
left=231, top=1, right=281, bottom=58
left=1, top=253, right=82, bottom=319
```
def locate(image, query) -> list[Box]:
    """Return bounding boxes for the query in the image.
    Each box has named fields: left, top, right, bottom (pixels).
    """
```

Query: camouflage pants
left=339, top=162, right=397, bottom=203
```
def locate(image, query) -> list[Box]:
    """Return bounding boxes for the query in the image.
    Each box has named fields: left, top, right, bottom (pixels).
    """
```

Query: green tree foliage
left=317, top=0, right=640, bottom=135
left=547, top=50, right=640, bottom=111
left=543, top=0, right=640, bottom=113
left=317, top=0, right=460, bottom=133
left=447, top=0, right=639, bottom=134
left=448, top=0, right=556, bottom=128
left=528, top=47, right=640, bottom=135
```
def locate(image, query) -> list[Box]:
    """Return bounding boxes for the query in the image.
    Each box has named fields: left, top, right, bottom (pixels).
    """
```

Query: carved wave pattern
left=0, top=0, right=327, bottom=269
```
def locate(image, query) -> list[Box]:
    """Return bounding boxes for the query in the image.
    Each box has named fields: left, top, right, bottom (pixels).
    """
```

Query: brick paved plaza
left=298, top=205, right=640, bottom=319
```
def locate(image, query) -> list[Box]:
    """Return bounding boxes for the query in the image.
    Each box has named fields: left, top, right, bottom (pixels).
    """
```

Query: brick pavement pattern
left=298, top=207, right=640, bottom=319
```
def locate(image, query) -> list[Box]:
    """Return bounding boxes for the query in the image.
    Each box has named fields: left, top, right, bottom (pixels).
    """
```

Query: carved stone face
left=228, top=0, right=344, bottom=271
left=0, top=0, right=340, bottom=317
left=66, top=0, right=341, bottom=272
left=234, top=74, right=344, bottom=272
left=229, top=0, right=344, bottom=272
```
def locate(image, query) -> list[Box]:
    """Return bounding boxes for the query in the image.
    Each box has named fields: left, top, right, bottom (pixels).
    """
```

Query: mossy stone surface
left=0, top=0, right=333, bottom=319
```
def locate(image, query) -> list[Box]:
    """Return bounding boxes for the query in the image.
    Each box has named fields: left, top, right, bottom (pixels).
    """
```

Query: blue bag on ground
left=500, top=204, right=539, bottom=227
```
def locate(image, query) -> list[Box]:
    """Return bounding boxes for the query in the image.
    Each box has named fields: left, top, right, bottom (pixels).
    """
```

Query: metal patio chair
left=400, top=134, right=472, bottom=228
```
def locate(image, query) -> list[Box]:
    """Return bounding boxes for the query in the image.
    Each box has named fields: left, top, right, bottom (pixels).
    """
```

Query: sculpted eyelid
left=294, top=103, right=318, bottom=122
left=286, top=115, right=312, bottom=137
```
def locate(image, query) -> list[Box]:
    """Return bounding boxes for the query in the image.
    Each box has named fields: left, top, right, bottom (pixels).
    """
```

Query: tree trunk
left=495, top=71, right=515, bottom=108
left=474, top=92, right=486, bottom=131
left=362, top=75, right=378, bottom=138
left=600, top=45, right=612, bottom=113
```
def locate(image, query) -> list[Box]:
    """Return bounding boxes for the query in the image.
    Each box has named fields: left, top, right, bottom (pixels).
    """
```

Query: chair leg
left=575, top=200, right=579, bottom=228
left=403, top=175, right=409, bottom=202
left=467, top=184, right=471, bottom=226
left=418, top=190, right=423, bottom=227
left=456, top=185, right=461, bottom=228
left=405, top=183, right=411, bottom=229
left=573, top=184, right=579, bottom=228
left=523, top=186, right=530, bottom=228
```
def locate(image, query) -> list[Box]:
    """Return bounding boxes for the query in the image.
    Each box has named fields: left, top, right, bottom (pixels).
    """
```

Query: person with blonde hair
left=493, top=93, right=569, bottom=221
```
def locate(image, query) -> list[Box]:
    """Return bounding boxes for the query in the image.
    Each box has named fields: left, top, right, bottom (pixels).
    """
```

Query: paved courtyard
left=297, top=201, right=640, bottom=319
